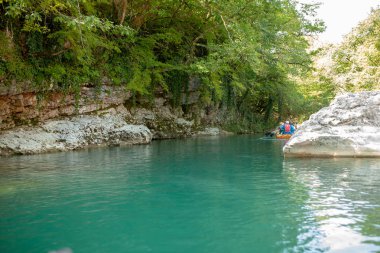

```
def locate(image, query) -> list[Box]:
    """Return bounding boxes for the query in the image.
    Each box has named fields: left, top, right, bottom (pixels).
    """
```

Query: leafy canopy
left=0, top=0, right=325, bottom=127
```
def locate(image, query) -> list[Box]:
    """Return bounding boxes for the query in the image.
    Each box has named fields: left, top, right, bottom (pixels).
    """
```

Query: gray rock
left=196, top=127, right=220, bottom=136
left=132, top=108, right=157, bottom=123
left=283, top=91, right=380, bottom=157
left=0, top=114, right=152, bottom=155
left=175, top=118, right=193, bottom=127
left=129, top=105, right=197, bottom=139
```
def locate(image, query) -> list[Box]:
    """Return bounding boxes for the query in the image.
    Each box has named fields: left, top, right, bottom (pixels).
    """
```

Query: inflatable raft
left=276, top=134, right=292, bottom=139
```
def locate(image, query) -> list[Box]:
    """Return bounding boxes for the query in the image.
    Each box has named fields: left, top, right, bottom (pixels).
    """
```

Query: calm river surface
left=1, top=135, right=380, bottom=253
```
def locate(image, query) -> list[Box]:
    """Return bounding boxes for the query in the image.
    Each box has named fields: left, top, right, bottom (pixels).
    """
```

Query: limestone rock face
left=0, top=85, right=131, bottom=131
left=128, top=105, right=196, bottom=139
left=196, top=127, right=220, bottom=136
left=283, top=91, right=380, bottom=157
left=0, top=114, right=152, bottom=155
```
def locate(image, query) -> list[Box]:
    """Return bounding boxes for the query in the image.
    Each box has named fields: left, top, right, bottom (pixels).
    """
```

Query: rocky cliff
left=0, top=83, right=131, bottom=130
left=0, top=83, right=228, bottom=155
left=283, top=91, right=380, bottom=157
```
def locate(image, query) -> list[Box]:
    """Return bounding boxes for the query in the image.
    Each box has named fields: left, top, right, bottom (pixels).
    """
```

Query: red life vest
left=284, top=124, right=291, bottom=133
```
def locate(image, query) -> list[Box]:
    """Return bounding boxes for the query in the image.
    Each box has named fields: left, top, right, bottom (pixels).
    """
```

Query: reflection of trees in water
left=283, top=158, right=380, bottom=252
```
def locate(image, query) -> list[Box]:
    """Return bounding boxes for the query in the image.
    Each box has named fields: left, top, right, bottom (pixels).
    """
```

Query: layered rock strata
left=283, top=91, right=380, bottom=157
left=0, top=81, right=228, bottom=155
left=0, top=84, right=131, bottom=131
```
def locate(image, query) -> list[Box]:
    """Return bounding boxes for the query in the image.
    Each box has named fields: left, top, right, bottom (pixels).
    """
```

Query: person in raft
left=279, top=121, right=295, bottom=135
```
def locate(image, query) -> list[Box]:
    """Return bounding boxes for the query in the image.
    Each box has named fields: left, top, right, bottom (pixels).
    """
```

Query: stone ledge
left=0, top=114, right=152, bottom=155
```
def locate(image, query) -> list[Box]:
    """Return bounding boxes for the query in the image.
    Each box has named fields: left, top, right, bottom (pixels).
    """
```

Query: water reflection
left=283, top=158, right=380, bottom=252
left=1, top=136, right=380, bottom=253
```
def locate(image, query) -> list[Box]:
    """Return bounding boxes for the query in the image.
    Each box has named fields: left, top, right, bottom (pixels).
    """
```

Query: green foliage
left=297, top=72, right=336, bottom=120
left=294, top=8, right=380, bottom=122
left=332, top=8, right=380, bottom=92
left=0, top=0, right=326, bottom=130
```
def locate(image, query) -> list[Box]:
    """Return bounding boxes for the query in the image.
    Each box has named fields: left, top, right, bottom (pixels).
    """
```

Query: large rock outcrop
left=127, top=98, right=196, bottom=139
left=283, top=91, right=380, bottom=157
left=0, top=84, right=131, bottom=131
left=0, top=113, right=152, bottom=155
left=0, top=80, right=230, bottom=156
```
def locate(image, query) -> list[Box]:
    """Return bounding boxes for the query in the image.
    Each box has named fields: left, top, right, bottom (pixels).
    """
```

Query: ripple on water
left=0, top=136, right=380, bottom=253
left=283, top=157, right=380, bottom=253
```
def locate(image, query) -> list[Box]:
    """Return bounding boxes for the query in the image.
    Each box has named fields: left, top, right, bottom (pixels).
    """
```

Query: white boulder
left=0, top=114, right=152, bottom=155
left=283, top=91, right=380, bottom=157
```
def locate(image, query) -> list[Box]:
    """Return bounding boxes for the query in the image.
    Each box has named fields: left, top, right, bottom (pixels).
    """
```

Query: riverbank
left=0, top=111, right=231, bottom=156
left=0, top=84, right=233, bottom=155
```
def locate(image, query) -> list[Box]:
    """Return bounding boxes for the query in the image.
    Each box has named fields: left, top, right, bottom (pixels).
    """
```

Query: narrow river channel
left=1, top=135, right=379, bottom=253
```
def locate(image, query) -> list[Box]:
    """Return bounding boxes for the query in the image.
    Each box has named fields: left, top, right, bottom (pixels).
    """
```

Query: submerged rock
left=283, top=91, right=380, bottom=157
left=0, top=114, right=152, bottom=155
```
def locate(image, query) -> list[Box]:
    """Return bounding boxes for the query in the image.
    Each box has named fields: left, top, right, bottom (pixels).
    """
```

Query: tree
left=0, top=0, right=325, bottom=130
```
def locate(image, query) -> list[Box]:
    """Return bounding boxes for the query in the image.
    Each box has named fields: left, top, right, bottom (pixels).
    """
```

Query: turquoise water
left=0, top=135, right=380, bottom=253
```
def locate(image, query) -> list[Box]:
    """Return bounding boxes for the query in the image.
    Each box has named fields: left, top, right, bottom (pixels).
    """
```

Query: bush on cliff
left=0, top=0, right=325, bottom=129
